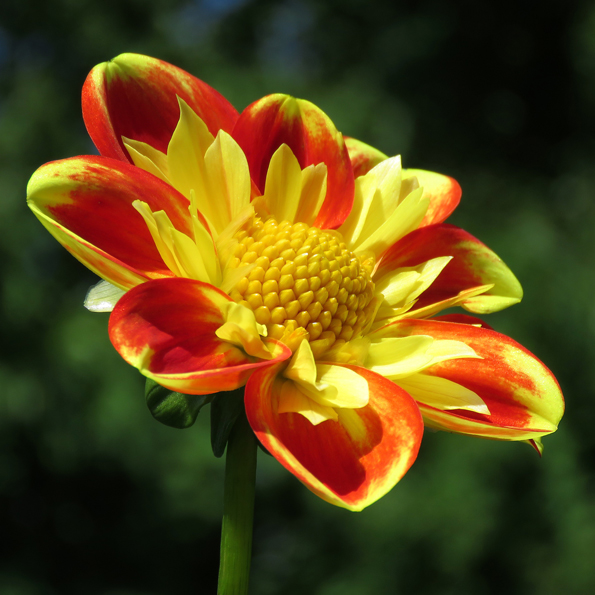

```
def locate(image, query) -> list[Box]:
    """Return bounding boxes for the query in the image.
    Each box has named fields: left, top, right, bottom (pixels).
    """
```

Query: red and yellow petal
left=233, top=94, right=354, bottom=230
left=82, top=53, right=239, bottom=161
left=27, top=155, right=195, bottom=288
left=245, top=362, right=423, bottom=511
left=377, top=223, right=523, bottom=314
left=403, top=169, right=461, bottom=227
left=109, top=278, right=291, bottom=394
left=387, top=319, right=564, bottom=441
left=344, top=137, right=389, bottom=178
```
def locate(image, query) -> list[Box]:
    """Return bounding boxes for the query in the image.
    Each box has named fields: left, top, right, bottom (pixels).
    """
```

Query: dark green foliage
left=145, top=377, right=212, bottom=429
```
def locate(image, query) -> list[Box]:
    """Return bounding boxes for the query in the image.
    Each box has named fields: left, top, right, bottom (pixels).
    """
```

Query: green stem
left=217, top=411, right=257, bottom=595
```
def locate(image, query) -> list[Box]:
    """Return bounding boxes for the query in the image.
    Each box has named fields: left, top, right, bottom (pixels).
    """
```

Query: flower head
left=27, top=54, right=564, bottom=510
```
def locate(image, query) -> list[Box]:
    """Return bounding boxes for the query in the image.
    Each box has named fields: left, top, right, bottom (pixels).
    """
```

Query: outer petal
left=232, top=94, right=354, bottom=229
left=376, top=224, right=523, bottom=314
left=403, top=169, right=461, bottom=227
left=27, top=156, right=195, bottom=289
left=245, top=362, right=423, bottom=511
left=82, top=53, right=239, bottom=161
left=109, top=278, right=291, bottom=394
left=344, top=137, right=389, bottom=178
left=386, top=319, right=564, bottom=441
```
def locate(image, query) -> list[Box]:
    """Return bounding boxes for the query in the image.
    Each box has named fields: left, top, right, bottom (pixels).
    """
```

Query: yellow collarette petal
left=132, top=201, right=184, bottom=277
left=132, top=200, right=220, bottom=286
left=263, top=144, right=303, bottom=223
left=277, top=380, right=338, bottom=425
left=123, top=138, right=170, bottom=183
left=366, top=335, right=479, bottom=379
left=375, top=256, right=453, bottom=308
left=339, top=156, right=430, bottom=258
left=280, top=340, right=369, bottom=423
left=395, top=373, right=490, bottom=414
left=166, top=96, right=214, bottom=200
left=356, top=186, right=428, bottom=256
left=215, top=302, right=272, bottom=360
left=263, top=144, right=328, bottom=225
left=201, top=130, right=251, bottom=236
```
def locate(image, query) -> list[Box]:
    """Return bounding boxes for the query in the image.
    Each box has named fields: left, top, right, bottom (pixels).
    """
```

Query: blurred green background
left=1, top=0, right=594, bottom=593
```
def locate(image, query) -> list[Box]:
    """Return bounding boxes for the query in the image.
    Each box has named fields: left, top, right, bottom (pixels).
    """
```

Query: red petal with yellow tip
left=344, top=136, right=388, bottom=178
left=386, top=319, right=564, bottom=441
left=83, top=53, right=239, bottom=161
left=245, top=363, right=423, bottom=511
left=109, top=278, right=291, bottom=395
left=27, top=155, right=195, bottom=288
left=403, top=169, right=461, bottom=227
left=233, top=94, right=354, bottom=229
left=377, top=224, right=523, bottom=314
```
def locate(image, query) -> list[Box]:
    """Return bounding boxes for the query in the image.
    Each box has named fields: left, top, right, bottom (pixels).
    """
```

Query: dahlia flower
left=27, top=54, right=564, bottom=511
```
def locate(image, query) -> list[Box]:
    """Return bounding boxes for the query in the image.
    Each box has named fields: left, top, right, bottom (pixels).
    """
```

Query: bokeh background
left=2, top=0, right=594, bottom=593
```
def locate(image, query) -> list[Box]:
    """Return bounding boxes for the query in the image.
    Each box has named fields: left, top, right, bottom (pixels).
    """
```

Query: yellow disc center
left=227, top=217, right=377, bottom=358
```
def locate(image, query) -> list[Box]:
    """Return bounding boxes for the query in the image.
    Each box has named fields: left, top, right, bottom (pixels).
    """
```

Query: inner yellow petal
left=132, top=199, right=220, bottom=286
left=201, top=130, right=251, bottom=236
left=280, top=340, right=369, bottom=423
left=395, top=373, right=490, bottom=414
left=277, top=380, right=338, bottom=425
left=366, top=335, right=479, bottom=379
left=375, top=256, right=452, bottom=309
left=215, top=302, right=272, bottom=360
left=123, top=138, right=170, bottom=183
left=166, top=96, right=214, bottom=201
left=262, top=144, right=328, bottom=226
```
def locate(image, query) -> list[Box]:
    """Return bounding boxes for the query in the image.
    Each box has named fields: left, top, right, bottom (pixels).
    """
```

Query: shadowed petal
left=245, top=362, right=423, bottom=511
left=233, top=94, right=354, bottom=229
left=109, top=278, right=291, bottom=394
left=82, top=53, right=239, bottom=161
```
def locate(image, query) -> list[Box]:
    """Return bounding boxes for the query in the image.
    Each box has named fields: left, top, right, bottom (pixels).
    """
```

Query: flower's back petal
left=83, top=53, right=239, bottom=161
left=403, top=169, right=461, bottom=227
left=377, top=224, right=523, bottom=314
left=245, top=363, right=423, bottom=511
left=344, top=137, right=389, bottom=178
left=389, top=319, right=564, bottom=441
left=27, top=156, right=194, bottom=288
left=109, top=278, right=291, bottom=394
left=233, top=94, right=354, bottom=229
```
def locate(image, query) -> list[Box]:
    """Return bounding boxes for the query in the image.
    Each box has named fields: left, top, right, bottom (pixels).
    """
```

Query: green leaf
left=210, top=388, right=245, bottom=457
left=145, top=377, right=212, bottom=429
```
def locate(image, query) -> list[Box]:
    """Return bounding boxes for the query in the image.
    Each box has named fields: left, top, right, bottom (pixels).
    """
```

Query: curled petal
left=377, top=224, right=523, bottom=315
left=82, top=53, right=238, bottom=161
left=245, top=363, right=423, bottom=511
left=233, top=94, right=354, bottom=229
left=403, top=169, right=461, bottom=227
left=109, top=278, right=291, bottom=394
left=27, top=156, right=196, bottom=288
left=388, top=319, right=564, bottom=441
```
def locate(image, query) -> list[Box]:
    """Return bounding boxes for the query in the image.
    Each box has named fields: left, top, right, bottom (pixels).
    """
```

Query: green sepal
left=145, top=377, right=212, bottom=429
left=210, top=388, right=246, bottom=457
